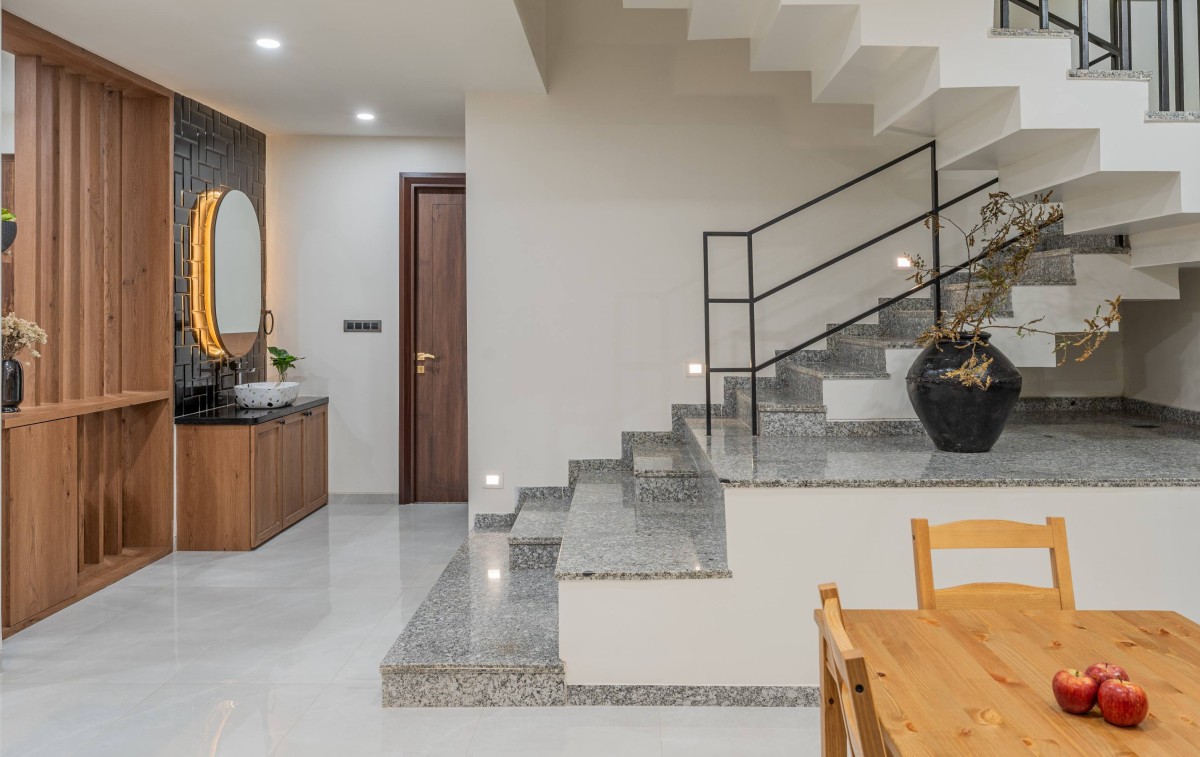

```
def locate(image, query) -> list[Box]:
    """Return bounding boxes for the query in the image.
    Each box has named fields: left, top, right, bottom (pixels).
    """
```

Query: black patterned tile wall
left=173, top=94, right=268, bottom=417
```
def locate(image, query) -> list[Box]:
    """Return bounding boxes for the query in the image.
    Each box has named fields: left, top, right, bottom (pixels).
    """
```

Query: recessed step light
left=256, top=38, right=282, bottom=49
left=356, top=112, right=376, bottom=122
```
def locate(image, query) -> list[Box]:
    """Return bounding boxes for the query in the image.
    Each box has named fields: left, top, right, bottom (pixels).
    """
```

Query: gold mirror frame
left=189, top=189, right=263, bottom=359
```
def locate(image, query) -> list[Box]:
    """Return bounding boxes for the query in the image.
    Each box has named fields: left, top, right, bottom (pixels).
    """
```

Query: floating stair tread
left=878, top=296, right=933, bottom=312
left=735, top=383, right=825, bottom=413
left=381, top=532, right=563, bottom=673
left=1068, top=68, right=1153, bottom=81
left=786, top=359, right=890, bottom=380
left=509, top=498, right=571, bottom=546
left=633, top=442, right=699, bottom=478
left=831, top=334, right=921, bottom=350
left=1147, top=110, right=1200, bottom=122
left=555, top=470, right=731, bottom=581
left=989, top=27, right=1073, bottom=39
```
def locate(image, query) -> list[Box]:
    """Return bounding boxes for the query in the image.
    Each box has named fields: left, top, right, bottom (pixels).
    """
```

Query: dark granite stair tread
left=633, top=442, right=699, bottom=478
left=382, top=532, right=563, bottom=672
left=785, top=359, right=890, bottom=380
left=878, top=296, right=934, bottom=311
left=734, top=383, right=825, bottom=413
left=509, top=498, right=571, bottom=545
left=555, top=470, right=731, bottom=581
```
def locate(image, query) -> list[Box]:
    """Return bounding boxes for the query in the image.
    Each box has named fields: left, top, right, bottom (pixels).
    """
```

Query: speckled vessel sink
left=234, top=381, right=301, bottom=409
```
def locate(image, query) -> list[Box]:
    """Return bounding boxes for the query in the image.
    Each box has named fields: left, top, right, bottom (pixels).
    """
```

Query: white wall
left=465, top=0, right=953, bottom=514
left=267, top=136, right=466, bottom=494
left=560, top=485, right=1200, bottom=686
left=1123, top=268, right=1200, bottom=412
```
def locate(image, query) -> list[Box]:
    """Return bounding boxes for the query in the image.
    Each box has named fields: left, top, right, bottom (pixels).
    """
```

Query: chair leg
left=821, top=638, right=848, bottom=757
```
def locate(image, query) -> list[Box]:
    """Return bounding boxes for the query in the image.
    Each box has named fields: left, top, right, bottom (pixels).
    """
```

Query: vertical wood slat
left=102, top=410, right=123, bottom=556
left=77, top=413, right=104, bottom=566
left=59, top=73, right=83, bottom=401
left=102, top=90, right=123, bottom=396
left=35, top=65, right=63, bottom=405
left=80, top=81, right=106, bottom=398
left=13, top=56, right=43, bottom=406
left=119, top=96, right=172, bottom=393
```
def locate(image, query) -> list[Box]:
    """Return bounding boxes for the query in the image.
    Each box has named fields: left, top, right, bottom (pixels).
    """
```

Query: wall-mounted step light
left=686, top=362, right=706, bottom=377
left=894, top=255, right=915, bottom=271
left=483, top=472, right=504, bottom=489
left=343, top=320, right=382, bottom=333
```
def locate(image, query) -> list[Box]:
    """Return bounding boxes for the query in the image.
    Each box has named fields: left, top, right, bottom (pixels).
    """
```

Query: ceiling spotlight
left=256, top=38, right=282, bottom=49
left=356, top=112, right=376, bottom=122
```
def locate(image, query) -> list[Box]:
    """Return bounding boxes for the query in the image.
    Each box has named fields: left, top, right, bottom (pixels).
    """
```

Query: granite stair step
left=632, top=442, right=700, bottom=502
left=733, top=382, right=828, bottom=436
left=941, top=281, right=1014, bottom=317
left=381, top=532, right=565, bottom=707
left=827, top=334, right=920, bottom=371
left=1036, top=220, right=1126, bottom=252
left=555, top=470, right=731, bottom=581
left=508, top=496, right=572, bottom=569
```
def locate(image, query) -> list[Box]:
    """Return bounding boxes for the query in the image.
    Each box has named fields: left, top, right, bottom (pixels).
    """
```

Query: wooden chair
left=910, top=517, right=1075, bottom=610
left=814, top=583, right=887, bottom=757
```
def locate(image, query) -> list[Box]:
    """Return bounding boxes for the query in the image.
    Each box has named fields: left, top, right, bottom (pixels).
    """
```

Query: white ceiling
left=2, top=0, right=547, bottom=137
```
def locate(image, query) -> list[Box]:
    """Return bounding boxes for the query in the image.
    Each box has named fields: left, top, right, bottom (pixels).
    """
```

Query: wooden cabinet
left=3, top=419, right=79, bottom=627
left=177, top=400, right=330, bottom=551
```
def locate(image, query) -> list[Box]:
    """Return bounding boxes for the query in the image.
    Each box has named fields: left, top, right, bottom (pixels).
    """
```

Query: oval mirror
left=196, top=189, right=263, bottom=359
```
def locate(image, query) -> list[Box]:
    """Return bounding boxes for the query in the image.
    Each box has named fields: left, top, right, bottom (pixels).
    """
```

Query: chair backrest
left=815, top=583, right=887, bottom=757
left=910, top=517, right=1075, bottom=610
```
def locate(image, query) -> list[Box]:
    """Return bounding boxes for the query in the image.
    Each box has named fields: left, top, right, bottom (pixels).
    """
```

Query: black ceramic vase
left=905, top=332, right=1022, bottom=453
left=2, top=359, right=23, bottom=413
left=1, top=221, right=16, bottom=253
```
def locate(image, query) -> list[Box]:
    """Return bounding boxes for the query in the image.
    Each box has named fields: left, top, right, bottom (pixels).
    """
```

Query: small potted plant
left=2, top=313, right=48, bottom=413
left=268, top=346, right=304, bottom=383
left=2, top=209, right=17, bottom=253
left=904, top=191, right=1121, bottom=452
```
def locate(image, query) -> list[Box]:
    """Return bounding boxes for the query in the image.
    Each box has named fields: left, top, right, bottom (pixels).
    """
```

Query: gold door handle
left=416, top=353, right=437, bottom=361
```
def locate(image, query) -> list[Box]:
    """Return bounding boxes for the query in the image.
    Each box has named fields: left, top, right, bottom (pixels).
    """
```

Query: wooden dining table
left=829, top=608, right=1200, bottom=755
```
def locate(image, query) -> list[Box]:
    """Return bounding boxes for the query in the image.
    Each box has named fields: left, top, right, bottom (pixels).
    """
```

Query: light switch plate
left=344, top=320, right=382, bottom=333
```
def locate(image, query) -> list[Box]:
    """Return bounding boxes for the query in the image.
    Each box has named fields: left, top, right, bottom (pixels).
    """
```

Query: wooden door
left=409, top=185, right=467, bottom=502
left=279, top=415, right=306, bottom=527
left=303, top=405, right=328, bottom=512
left=251, top=422, right=282, bottom=546
left=3, top=419, right=79, bottom=626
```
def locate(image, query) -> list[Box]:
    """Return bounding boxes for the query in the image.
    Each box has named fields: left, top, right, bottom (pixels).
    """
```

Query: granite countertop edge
left=718, top=477, right=1200, bottom=489
left=381, top=661, right=566, bottom=673
left=175, top=396, right=329, bottom=426
left=555, top=568, right=734, bottom=581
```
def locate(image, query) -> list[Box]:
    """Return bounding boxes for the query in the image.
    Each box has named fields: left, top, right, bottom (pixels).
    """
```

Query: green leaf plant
left=268, top=346, right=304, bottom=383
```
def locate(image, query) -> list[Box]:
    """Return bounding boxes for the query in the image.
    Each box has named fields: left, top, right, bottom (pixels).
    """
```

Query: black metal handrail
left=701, top=142, right=998, bottom=436
left=1001, top=0, right=1196, bottom=112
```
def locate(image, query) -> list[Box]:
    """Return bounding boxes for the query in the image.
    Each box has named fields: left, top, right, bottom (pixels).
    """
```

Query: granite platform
left=690, top=405, right=1200, bottom=488
left=381, top=532, right=565, bottom=706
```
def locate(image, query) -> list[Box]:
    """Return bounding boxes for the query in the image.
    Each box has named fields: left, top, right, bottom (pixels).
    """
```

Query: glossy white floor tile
left=0, top=502, right=819, bottom=756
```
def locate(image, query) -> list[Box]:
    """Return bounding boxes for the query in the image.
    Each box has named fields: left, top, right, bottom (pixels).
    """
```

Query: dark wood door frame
left=399, top=172, right=466, bottom=504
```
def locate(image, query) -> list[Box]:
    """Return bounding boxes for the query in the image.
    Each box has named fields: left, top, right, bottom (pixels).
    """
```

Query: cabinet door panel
left=251, top=422, right=282, bottom=546
left=3, top=419, right=79, bottom=626
left=303, top=406, right=328, bottom=512
left=280, top=415, right=306, bottom=527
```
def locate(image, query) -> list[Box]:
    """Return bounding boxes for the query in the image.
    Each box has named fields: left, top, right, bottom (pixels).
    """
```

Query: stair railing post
left=1119, top=0, right=1133, bottom=69
left=703, top=233, right=713, bottom=436
left=1039, top=0, right=1050, bottom=29
left=1000, top=0, right=1011, bottom=28
left=929, top=143, right=942, bottom=327
left=1173, top=0, right=1185, bottom=110
left=1159, top=0, right=1172, bottom=110
left=1078, top=0, right=1090, bottom=70
left=747, top=234, right=759, bottom=436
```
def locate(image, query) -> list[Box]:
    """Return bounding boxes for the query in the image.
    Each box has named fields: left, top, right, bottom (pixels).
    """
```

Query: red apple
left=1098, top=679, right=1149, bottom=727
left=1052, top=669, right=1099, bottom=715
left=1085, top=662, right=1130, bottom=686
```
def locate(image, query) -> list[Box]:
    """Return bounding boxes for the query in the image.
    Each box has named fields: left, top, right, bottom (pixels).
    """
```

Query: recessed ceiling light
left=256, top=38, right=282, bottom=49
left=356, top=112, right=376, bottom=122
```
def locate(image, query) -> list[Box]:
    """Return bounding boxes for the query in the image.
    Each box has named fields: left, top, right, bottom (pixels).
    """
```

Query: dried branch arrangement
left=906, top=191, right=1122, bottom=388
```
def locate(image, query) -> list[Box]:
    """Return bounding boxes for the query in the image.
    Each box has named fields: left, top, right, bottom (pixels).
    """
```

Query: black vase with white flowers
left=902, top=192, right=1122, bottom=453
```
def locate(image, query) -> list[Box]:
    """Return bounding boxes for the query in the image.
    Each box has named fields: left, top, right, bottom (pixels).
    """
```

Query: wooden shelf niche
left=1, top=13, right=174, bottom=636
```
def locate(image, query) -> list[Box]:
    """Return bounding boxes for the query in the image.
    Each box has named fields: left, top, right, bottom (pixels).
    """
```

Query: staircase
left=735, top=221, right=1178, bottom=433
left=382, top=0, right=1200, bottom=706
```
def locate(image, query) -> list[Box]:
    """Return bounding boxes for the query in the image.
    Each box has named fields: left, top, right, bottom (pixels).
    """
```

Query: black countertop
left=175, top=396, right=328, bottom=426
